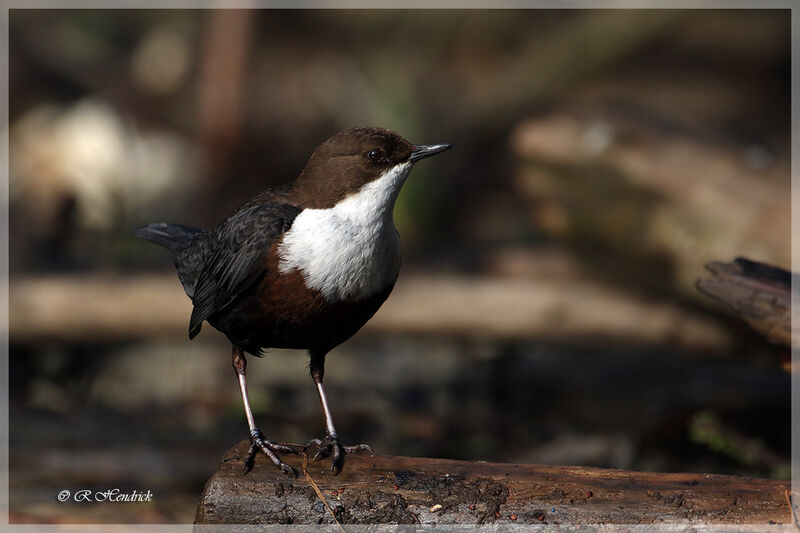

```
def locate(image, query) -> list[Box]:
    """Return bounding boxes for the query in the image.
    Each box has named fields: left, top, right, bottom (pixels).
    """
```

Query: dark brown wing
left=188, top=201, right=301, bottom=339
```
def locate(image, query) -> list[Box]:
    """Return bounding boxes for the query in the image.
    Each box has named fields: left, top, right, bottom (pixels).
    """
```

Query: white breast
left=277, top=162, right=412, bottom=302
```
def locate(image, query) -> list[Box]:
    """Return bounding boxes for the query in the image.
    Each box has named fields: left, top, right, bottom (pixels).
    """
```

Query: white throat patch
left=277, top=162, right=412, bottom=302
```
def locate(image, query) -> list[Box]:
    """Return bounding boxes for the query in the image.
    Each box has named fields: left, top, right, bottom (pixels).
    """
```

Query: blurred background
left=8, top=9, right=790, bottom=524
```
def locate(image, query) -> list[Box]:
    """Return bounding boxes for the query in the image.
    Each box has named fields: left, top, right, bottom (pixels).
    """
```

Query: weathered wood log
left=696, top=257, right=793, bottom=346
left=10, top=272, right=732, bottom=351
left=195, top=441, right=791, bottom=526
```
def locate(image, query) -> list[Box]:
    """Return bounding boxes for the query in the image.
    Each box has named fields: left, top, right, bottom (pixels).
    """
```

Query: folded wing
left=189, top=202, right=301, bottom=339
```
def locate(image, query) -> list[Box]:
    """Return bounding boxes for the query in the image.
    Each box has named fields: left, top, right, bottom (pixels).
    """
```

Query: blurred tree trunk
left=197, top=9, right=253, bottom=180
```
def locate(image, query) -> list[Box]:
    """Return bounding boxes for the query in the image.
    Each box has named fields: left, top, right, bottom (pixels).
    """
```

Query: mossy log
left=194, top=441, right=791, bottom=526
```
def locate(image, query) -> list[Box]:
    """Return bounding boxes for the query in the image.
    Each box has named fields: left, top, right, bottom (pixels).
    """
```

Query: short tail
left=134, top=223, right=204, bottom=254
left=135, top=222, right=210, bottom=303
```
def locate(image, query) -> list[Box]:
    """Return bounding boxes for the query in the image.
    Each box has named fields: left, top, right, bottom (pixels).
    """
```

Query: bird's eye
left=367, top=149, right=383, bottom=162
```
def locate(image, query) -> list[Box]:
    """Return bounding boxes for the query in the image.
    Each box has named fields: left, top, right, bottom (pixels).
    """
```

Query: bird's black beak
left=409, top=143, right=452, bottom=163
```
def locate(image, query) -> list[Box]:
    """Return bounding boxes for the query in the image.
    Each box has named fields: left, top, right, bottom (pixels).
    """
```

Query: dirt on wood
left=195, top=441, right=791, bottom=526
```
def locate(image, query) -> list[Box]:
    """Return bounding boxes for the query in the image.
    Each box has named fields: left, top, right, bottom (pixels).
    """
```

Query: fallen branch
left=697, top=257, right=792, bottom=346
left=10, top=272, right=732, bottom=351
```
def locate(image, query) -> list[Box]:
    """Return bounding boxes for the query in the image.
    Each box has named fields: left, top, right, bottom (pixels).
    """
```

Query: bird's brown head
left=290, top=127, right=451, bottom=209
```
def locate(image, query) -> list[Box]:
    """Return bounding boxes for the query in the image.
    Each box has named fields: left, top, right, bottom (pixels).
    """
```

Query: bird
left=135, top=127, right=451, bottom=476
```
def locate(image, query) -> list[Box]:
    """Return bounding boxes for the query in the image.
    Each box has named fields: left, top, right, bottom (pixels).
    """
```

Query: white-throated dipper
left=135, top=127, right=451, bottom=476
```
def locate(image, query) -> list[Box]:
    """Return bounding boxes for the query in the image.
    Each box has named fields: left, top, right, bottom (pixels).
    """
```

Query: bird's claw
left=242, top=428, right=298, bottom=478
left=280, top=462, right=298, bottom=477
left=344, top=443, right=374, bottom=455
left=242, top=443, right=258, bottom=474
left=304, top=434, right=345, bottom=473
left=305, top=435, right=373, bottom=474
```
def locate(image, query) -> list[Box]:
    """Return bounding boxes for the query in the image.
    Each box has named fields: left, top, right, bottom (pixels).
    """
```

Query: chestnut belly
left=208, top=267, right=394, bottom=355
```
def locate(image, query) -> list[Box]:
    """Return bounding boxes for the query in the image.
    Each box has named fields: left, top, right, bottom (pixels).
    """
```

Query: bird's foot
left=243, top=428, right=298, bottom=477
left=304, top=435, right=374, bottom=474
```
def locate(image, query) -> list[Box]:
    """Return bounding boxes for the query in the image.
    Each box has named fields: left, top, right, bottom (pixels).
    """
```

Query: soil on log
left=195, top=441, right=792, bottom=526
